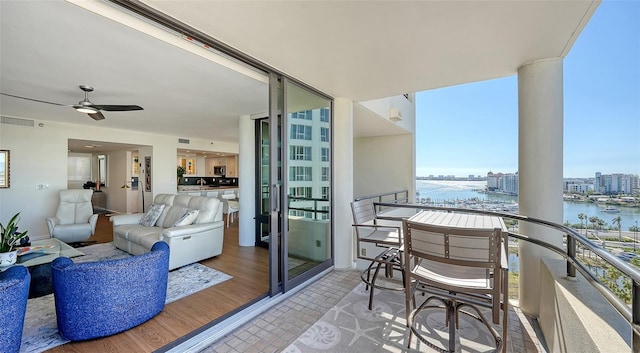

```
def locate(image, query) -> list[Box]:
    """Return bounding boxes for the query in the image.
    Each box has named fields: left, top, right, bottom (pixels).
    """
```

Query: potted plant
left=177, top=165, right=186, bottom=184
left=0, top=213, right=29, bottom=268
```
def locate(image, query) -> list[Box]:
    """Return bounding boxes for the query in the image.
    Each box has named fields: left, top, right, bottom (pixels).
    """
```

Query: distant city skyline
left=416, top=171, right=639, bottom=180
left=415, top=1, right=640, bottom=178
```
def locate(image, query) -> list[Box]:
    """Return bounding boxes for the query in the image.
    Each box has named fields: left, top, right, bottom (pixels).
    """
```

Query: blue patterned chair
left=51, top=241, right=170, bottom=341
left=0, top=265, right=31, bottom=353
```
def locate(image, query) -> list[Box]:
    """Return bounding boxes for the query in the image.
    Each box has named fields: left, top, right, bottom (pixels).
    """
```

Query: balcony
left=343, top=190, right=636, bottom=352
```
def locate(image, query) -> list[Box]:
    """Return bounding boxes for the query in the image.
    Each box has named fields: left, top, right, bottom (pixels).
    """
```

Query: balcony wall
left=539, top=258, right=630, bottom=352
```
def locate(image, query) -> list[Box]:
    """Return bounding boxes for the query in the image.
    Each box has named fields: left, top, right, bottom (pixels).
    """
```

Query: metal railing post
left=633, top=282, right=640, bottom=353
left=567, top=236, right=576, bottom=278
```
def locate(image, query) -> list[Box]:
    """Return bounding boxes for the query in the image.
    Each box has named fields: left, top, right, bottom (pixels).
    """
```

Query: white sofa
left=111, top=194, right=224, bottom=270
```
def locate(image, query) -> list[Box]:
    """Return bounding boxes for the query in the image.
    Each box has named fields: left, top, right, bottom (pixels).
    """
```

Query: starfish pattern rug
left=283, top=281, right=502, bottom=353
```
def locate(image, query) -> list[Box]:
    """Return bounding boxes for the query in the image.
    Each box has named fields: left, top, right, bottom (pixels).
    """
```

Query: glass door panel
left=283, top=80, right=332, bottom=285
left=255, top=119, right=270, bottom=248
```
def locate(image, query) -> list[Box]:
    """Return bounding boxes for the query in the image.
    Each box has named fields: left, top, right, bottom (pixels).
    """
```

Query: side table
left=92, top=191, right=107, bottom=213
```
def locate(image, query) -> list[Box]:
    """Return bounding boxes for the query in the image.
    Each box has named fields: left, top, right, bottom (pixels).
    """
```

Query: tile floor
left=199, top=269, right=541, bottom=353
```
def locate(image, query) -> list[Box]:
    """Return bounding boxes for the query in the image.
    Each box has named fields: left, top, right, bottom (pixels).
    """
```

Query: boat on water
left=602, top=207, right=621, bottom=213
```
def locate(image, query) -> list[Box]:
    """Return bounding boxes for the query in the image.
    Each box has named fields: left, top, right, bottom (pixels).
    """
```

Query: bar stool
left=350, top=199, right=404, bottom=310
left=221, top=193, right=239, bottom=228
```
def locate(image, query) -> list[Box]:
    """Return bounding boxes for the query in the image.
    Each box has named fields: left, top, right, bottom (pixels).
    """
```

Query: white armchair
left=46, top=189, right=98, bottom=243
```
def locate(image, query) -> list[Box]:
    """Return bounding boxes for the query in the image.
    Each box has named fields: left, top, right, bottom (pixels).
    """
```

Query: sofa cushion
left=52, top=223, right=92, bottom=239
left=153, top=195, right=177, bottom=226
left=127, top=228, right=163, bottom=249
left=139, top=204, right=165, bottom=227
left=188, top=197, right=219, bottom=223
left=160, top=205, right=189, bottom=228
left=173, top=209, right=199, bottom=227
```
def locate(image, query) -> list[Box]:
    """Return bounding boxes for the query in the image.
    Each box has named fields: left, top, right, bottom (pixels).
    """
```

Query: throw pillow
left=139, top=204, right=165, bottom=227
left=172, top=209, right=199, bottom=227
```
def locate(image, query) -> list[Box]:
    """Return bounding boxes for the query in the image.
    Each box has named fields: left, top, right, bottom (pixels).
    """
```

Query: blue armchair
left=0, top=265, right=31, bottom=353
left=51, top=241, right=170, bottom=341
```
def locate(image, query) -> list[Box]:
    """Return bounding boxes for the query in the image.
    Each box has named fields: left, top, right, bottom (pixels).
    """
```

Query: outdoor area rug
left=283, top=281, right=501, bottom=353
left=20, top=242, right=232, bottom=353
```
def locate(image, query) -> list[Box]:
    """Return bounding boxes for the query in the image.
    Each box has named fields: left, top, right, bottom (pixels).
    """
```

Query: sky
left=415, top=0, right=640, bottom=179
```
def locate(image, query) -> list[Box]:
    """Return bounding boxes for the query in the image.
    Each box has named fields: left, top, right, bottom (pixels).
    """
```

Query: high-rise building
left=594, top=172, right=639, bottom=195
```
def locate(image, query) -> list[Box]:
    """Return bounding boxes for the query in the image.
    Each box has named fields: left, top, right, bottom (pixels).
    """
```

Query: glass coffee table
left=16, top=238, right=84, bottom=298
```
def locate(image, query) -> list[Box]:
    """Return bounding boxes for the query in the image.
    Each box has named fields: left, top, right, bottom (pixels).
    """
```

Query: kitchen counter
left=177, top=186, right=238, bottom=196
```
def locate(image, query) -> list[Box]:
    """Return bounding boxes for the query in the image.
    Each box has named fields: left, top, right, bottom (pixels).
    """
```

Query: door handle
left=273, top=184, right=280, bottom=212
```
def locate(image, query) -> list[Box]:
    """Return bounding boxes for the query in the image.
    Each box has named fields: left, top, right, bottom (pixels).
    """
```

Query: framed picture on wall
left=132, top=154, right=139, bottom=175
left=187, top=158, right=195, bottom=175
left=144, top=156, right=151, bottom=192
left=0, top=150, right=9, bottom=188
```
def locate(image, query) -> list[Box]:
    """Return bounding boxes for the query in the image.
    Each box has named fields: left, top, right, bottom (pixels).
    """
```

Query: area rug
left=283, top=282, right=501, bottom=353
left=20, top=242, right=232, bottom=353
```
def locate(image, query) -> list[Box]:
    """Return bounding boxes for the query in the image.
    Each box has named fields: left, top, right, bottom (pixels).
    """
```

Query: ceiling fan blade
left=92, top=104, right=143, bottom=111
left=0, top=92, right=66, bottom=106
left=88, top=111, right=105, bottom=121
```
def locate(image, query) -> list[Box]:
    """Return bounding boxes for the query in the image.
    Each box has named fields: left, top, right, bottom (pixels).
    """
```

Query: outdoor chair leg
left=447, top=301, right=456, bottom=353
left=369, top=261, right=384, bottom=310
left=364, top=260, right=376, bottom=291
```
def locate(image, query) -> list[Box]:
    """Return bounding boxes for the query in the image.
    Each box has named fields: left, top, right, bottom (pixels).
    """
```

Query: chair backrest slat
left=351, top=199, right=376, bottom=225
left=404, top=220, right=500, bottom=270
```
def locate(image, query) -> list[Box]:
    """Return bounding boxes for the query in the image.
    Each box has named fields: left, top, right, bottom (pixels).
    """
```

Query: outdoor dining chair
left=402, top=218, right=508, bottom=353
left=351, top=198, right=404, bottom=310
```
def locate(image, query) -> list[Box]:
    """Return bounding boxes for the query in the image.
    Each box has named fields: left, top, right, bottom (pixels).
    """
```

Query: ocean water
left=416, top=180, right=640, bottom=230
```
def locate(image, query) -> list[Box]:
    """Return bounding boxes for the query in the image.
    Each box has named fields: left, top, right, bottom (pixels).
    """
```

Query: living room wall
left=0, top=117, right=238, bottom=239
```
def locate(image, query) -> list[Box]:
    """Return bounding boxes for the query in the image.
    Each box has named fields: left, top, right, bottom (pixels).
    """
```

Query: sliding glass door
left=281, top=79, right=333, bottom=290
left=263, top=75, right=333, bottom=294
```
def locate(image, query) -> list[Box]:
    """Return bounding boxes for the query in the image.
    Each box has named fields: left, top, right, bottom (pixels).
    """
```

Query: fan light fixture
left=76, top=106, right=98, bottom=114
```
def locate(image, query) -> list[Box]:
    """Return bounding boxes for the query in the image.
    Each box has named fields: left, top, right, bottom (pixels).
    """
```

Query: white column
left=518, top=58, right=564, bottom=316
left=238, top=115, right=255, bottom=246
left=333, top=97, right=355, bottom=269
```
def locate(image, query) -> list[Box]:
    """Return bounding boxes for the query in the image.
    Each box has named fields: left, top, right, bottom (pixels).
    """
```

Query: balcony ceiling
left=142, top=0, right=599, bottom=100
left=0, top=0, right=598, bottom=145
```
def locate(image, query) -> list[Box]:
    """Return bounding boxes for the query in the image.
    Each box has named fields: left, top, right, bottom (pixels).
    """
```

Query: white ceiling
left=143, top=0, right=598, bottom=100
left=1, top=0, right=598, bottom=149
left=0, top=0, right=268, bottom=147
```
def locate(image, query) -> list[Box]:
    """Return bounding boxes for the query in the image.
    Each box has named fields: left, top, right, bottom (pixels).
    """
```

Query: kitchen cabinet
left=226, top=156, right=238, bottom=177
left=205, top=155, right=238, bottom=177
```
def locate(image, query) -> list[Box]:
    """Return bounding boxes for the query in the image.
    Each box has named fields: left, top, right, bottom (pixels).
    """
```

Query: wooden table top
left=408, top=210, right=506, bottom=231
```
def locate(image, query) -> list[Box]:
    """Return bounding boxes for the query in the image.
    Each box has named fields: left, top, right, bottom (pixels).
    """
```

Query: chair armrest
left=352, top=223, right=401, bottom=233
left=161, top=222, right=222, bottom=238
left=500, top=235, right=509, bottom=270
left=111, top=213, right=144, bottom=227
left=353, top=224, right=402, bottom=248
left=89, top=214, right=98, bottom=235
left=45, top=217, right=60, bottom=237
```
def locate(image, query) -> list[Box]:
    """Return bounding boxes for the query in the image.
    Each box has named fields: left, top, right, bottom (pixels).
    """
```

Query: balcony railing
left=288, top=196, right=329, bottom=220
left=356, top=190, right=640, bottom=351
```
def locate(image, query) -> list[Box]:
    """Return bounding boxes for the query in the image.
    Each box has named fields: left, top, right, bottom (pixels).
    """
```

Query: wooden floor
left=47, top=214, right=270, bottom=353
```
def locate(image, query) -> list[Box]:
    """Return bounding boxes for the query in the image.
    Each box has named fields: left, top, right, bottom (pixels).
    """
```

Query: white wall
left=353, top=134, right=415, bottom=201
left=333, top=97, right=355, bottom=269
left=354, top=94, right=416, bottom=201
left=0, top=118, right=237, bottom=239
left=359, top=94, right=416, bottom=133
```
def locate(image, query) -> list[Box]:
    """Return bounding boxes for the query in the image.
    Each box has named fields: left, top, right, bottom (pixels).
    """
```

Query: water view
left=416, top=179, right=640, bottom=230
